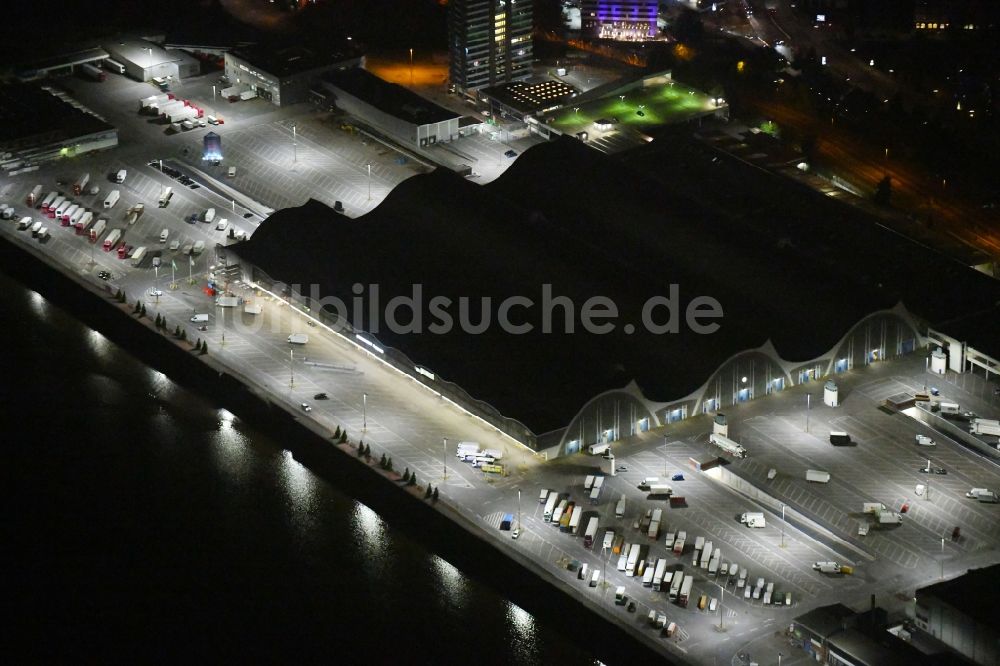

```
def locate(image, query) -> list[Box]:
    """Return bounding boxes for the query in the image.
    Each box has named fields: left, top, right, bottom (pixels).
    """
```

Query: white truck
left=863, top=502, right=887, bottom=514
left=204, top=207, right=216, bottom=223
left=543, top=493, right=558, bottom=521
left=672, top=531, right=686, bottom=556
left=813, top=561, right=842, bottom=574
left=588, top=442, right=610, bottom=456
left=625, top=543, right=641, bottom=577
left=244, top=304, right=262, bottom=315
left=287, top=333, right=308, bottom=345
left=88, top=218, right=106, bottom=242
left=126, top=203, right=144, bottom=225
left=877, top=511, right=903, bottom=525
left=648, top=508, right=662, bottom=539
left=130, top=246, right=147, bottom=267
left=75, top=211, right=94, bottom=233
left=970, top=419, right=1000, bottom=437
left=585, top=474, right=595, bottom=490
left=614, top=494, right=626, bottom=518
left=709, top=433, right=748, bottom=458
left=158, top=187, right=173, bottom=208
left=664, top=531, right=676, bottom=550
left=192, top=240, right=205, bottom=255
left=708, top=550, right=722, bottom=576
left=806, top=469, right=831, bottom=483
left=669, top=572, right=684, bottom=600
left=653, top=558, right=668, bottom=591
left=647, top=483, right=673, bottom=496
left=102, top=228, right=121, bottom=251
left=456, top=441, right=480, bottom=457
left=115, top=169, right=127, bottom=183
left=216, top=296, right=239, bottom=307
left=583, top=517, right=599, bottom=548
left=103, top=189, right=120, bottom=209
left=700, top=541, right=713, bottom=569
left=73, top=172, right=90, bottom=195
left=740, top=512, right=766, bottom=528
left=966, top=488, right=999, bottom=503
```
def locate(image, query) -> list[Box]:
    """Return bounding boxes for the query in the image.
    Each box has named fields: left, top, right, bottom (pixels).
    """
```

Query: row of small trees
left=344, top=432, right=439, bottom=500
left=118, top=290, right=209, bottom=355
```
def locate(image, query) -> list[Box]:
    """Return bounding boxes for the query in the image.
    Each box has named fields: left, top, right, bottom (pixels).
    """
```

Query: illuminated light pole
left=367, top=163, right=372, bottom=200
left=780, top=503, right=786, bottom=548
left=409, top=48, right=414, bottom=86
left=289, top=349, right=294, bottom=387
left=292, top=123, right=297, bottom=164
left=517, top=487, right=521, bottom=533
left=362, top=392, right=367, bottom=431
left=941, top=537, right=945, bottom=579
left=718, top=581, right=725, bottom=630
left=442, top=437, right=448, bottom=481
left=806, top=393, right=811, bottom=432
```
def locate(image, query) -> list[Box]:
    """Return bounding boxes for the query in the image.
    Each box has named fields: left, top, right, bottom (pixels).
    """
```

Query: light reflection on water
left=507, top=601, right=539, bottom=665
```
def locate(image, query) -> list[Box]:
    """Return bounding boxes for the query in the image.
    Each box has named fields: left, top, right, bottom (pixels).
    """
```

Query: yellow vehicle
left=697, top=595, right=708, bottom=610
left=480, top=463, right=504, bottom=475
left=840, top=565, right=854, bottom=575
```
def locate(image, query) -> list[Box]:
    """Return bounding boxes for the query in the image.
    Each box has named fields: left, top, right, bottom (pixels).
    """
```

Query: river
left=2, top=268, right=596, bottom=663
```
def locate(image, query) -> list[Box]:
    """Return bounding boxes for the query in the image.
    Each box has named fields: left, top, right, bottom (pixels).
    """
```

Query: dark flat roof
left=0, top=84, right=113, bottom=147
left=794, top=603, right=857, bottom=638
left=234, top=136, right=1000, bottom=435
left=230, top=42, right=361, bottom=78
left=917, top=564, right=1000, bottom=626
left=14, top=47, right=107, bottom=74
left=323, top=68, right=459, bottom=125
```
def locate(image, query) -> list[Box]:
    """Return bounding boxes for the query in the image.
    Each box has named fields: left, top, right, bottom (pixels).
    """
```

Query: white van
left=103, top=189, right=120, bottom=209
left=216, top=218, right=228, bottom=232
left=204, top=208, right=216, bottom=223
left=115, top=169, right=127, bottom=183
left=190, top=314, right=209, bottom=323
left=288, top=333, right=309, bottom=345
left=159, top=228, right=169, bottom=243
left=227, top=166, right=236, bottom=178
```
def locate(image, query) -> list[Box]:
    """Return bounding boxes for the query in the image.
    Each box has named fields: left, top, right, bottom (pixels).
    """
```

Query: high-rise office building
left=449, top=0, right=533, bottom=96
left=581, top=1, right=658, bottom=41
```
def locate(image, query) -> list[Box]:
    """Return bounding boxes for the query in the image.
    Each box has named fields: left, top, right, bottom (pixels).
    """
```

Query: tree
left=424, top=485, right=432, bottom=498
left=402, top=468, right=410, bottom=482
left=180, top=329, right=187, bottom=341
left=874, top=175, right=892, bottom=206
left=432, top=487, right=439, bottom=501
left=140, top=304, right=147, bottom=317
left=175, top=325, right=181, bottom=337
left=201, top=340, right=208, bottom=355
left=408, top=474, right=416, bottom=487
left=155, top=314, right=161, bottom=328
left=379, top=453, right=387, bottom=468
left=134, top=299, right=141, bottom=313
left=357, top=441, right=364, bottom=456
left=387, top=457, right=393, bottom=472
left=341, top=431, right=348, bottom=444
left=334, top=425, right=341, bottom=439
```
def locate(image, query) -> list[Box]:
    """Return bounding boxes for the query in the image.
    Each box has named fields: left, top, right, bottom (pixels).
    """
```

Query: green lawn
left=547, top=82, right=716, bottom=134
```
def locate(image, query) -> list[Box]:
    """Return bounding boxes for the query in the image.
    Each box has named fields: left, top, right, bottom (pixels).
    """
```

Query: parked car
left=301, top=403, right=312, bottom=412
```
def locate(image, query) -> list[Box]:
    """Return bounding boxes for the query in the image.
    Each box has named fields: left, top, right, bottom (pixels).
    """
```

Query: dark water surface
left=2, top=269, right=597, bottom=664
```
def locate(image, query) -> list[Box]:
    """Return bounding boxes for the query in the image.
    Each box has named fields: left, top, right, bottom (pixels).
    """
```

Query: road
left=4, top=68, right=1000, bottom=665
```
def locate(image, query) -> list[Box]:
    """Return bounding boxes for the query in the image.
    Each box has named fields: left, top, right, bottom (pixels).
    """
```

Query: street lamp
left=517, top=487, right=521, bottom=533
left=778, top=652, right=783, bottom=666
left=806, top=393, right=811, bottom=432
left=363, top=392, right=367, bottom=431
left=717, top=581, right=726, bottom=630
left=292, top=123, right=297, bottom=164
left=442, top=437, right=448, bottom=481
left=409, top=48, right=414, bottom=86
left=289, top=349, right=294, bottom=387
left=780, top=503, right=786, bottom=548
left=367, top=163, right=372, bottom=200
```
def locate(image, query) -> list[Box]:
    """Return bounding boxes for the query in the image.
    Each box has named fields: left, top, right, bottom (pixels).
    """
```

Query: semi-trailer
left=653, top=558, right=668, bottom=590
left=543, top=493, right=558, bottom=521
left=625, top=543, right=641, bottom=577
left=102, top=228, right=121, bottom=251
left=72, top=173, right=90, bottom=196
left=971, top=419, right=1000, bottom=436
left=615, top=494, right=626, bottom=518
left=669, top=572, right=684, bottom=600
left=568, top=505, right=583, bottom=534
left=27, top=184, right=42, bottom=206
left=79, top=63, right=106, bottom=81
left=88, top=218, right=106, bottom=242
left=648, top=508, right=662, bottom=539
left=709, top=433, right=748, bottom=458
left=678, top=576, right=693, bottom=607
left=583, top=517, right=599, bottom=548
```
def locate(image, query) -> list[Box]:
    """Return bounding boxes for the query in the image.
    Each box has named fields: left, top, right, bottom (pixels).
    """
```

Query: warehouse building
left=321, top=68, right=461, bottom=148
left=0, top=84, right=117, bottom=175
left=223, top=43, right=363, bottom=107
left=911, top=564, right=1000, bottom=665
left=102, top=39, right=199, bottom=82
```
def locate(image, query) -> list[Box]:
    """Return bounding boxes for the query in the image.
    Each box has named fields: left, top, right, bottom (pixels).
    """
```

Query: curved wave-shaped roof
left=236, top=136, right=1000, bottom=433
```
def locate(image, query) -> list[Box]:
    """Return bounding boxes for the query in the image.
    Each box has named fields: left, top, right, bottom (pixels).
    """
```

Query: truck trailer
left=806, top=469, right=831, bottom=483
left=740, top=512, right=766, bottom=528
left=583, top=517, right=599, bottom=548
left=72, top=173, right=90, bottom=195
left=971, top=419, right=1000, bottom=437
left=709, top=433, right=748, bottom=458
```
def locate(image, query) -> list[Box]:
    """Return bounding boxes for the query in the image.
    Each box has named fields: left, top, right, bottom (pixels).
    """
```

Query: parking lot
left=4, top=67, right=1000, bottom=666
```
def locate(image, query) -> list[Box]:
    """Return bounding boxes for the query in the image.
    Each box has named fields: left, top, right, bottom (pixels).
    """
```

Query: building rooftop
left=232, top=136, right=1000, bottom=436
left=482, top=79, right=579, bottom=114
left=13, top=47, right=108, bottom=78
left=230, top=42, right=361, bottom=79
left=0, top=84, right=113, bottom=148
left=103, top=39, right=179, bottom=68
left=323, top=68, right=460, bottom=125
left=917, top=564, right=1000, bottom=626
left=794, top=603, right=858, bottom=639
